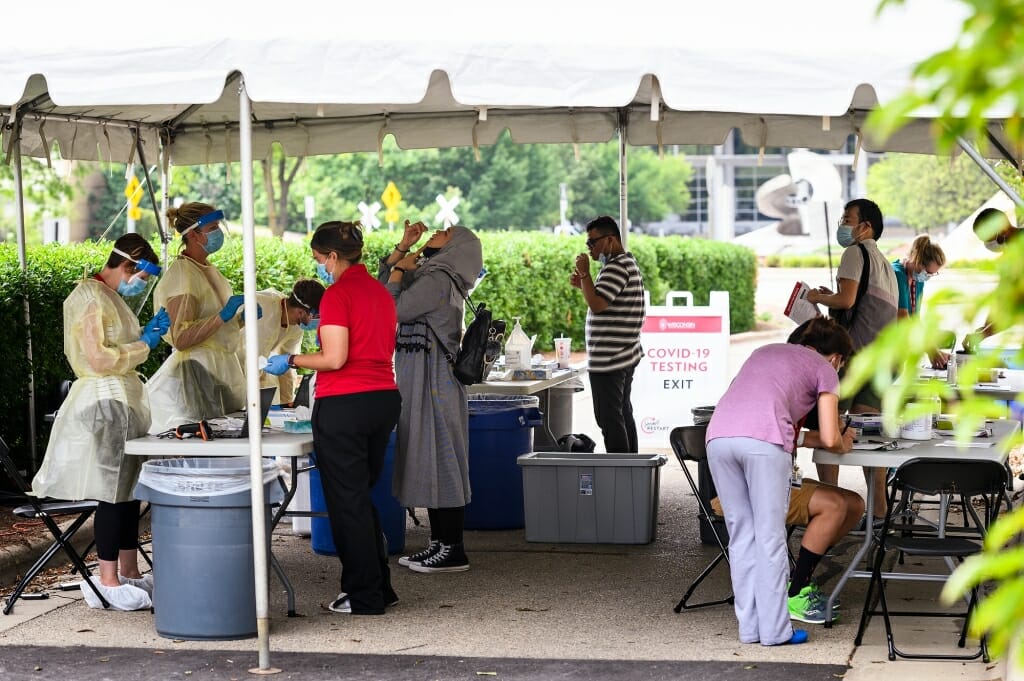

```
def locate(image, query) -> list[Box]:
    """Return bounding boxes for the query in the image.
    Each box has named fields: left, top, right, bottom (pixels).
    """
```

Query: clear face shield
left=113, top=248, right=162, bottom=315
left=179, top=210, right=235, bottom=253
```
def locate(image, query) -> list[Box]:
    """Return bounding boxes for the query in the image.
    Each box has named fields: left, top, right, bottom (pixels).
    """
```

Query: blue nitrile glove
left=240, top=303, right=264, bottom=324
left=264, top=354, right=290, bottom=376
left=140, top=329, right=162, bottom=349
left=143, top=307, right=170, bottom=336
left=219, top=295, right=245, bottom=322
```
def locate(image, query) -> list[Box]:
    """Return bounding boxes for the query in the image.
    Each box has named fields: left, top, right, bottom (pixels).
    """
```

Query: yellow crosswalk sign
left=384, top=209, right=400, bottom=223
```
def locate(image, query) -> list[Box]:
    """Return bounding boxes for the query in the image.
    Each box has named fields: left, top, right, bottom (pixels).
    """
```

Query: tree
left=259, top=147, right=305, bottom=236
left=0, top=156, right=73, bottom=245
left=563, top=142, right=692, bottom=227
left=866, top=153, right=1024, bottom=232
left=856, top=0, right=1024, bottom=666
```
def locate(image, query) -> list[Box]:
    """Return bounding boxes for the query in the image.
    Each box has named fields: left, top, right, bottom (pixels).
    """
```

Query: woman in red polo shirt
left=265, top=221, right=401, bottom=615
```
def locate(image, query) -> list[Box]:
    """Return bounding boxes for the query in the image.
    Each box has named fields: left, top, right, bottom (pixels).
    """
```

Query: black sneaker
left=398, top=540, right=440, bottom=567
left=408, top=542, right=470, bottom=573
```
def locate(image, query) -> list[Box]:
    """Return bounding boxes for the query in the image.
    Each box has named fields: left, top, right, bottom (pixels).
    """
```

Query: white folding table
left=811, top=418, right=1019, bottom=626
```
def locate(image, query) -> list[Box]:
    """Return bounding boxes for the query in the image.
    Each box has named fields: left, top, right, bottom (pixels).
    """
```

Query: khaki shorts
left=711, top=478, right=824, bottom=527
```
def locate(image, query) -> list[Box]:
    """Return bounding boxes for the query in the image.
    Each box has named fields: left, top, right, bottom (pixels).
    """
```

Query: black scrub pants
left=312, top=389, right=401, bottom=614
left=589, top=363, right=639, bottom=453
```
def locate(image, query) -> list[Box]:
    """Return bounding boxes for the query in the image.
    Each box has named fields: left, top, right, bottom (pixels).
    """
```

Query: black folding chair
left=854, top=457, right=1007, bottom=662
left=670, top=425, right=733, bottom=611
left=0, top=437, right=109, bottom=614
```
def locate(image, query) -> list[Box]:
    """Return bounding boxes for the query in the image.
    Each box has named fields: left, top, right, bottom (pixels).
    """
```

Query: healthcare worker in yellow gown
left=242, top=279, right=324, bottom=404
left=32, top=233, right=169, bottom=611
left=146, top=202, right=256, bottom=432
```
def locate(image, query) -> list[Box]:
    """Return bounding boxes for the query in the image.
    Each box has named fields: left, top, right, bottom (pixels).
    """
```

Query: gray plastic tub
left=517, top=452, right=667, bottom=544
left=134, top=457, right=280, bottom=641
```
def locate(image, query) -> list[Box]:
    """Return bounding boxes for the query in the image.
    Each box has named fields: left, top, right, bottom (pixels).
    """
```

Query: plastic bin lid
left=691, top=405, right=716, bottom=415
left=517, top=452, right=667, bottom=467
left=468, top=394, right=540, bottom=413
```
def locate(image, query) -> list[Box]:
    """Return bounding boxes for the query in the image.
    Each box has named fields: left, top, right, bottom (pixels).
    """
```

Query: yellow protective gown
left=146, top=255, right=245, bottom=432
left=31, top=278, right=151, bottom=503
left=238, top=290, right=303, bottom=404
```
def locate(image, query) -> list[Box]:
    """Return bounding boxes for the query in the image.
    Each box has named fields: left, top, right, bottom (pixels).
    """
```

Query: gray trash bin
left=134, top=457, right=280, bottom=641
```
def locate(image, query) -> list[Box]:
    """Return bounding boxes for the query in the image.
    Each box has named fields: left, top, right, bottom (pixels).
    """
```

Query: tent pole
left=11, top=114, right=39, bottom=471
left=238, top=79, right=278, bottom=676
left=618, top=109, right=629, bottom=246
left=957, top=137, right=1024, bottom=209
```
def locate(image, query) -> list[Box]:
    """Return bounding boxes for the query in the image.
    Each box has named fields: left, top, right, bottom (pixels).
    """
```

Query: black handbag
left=428, top=273, right=506, bottom=385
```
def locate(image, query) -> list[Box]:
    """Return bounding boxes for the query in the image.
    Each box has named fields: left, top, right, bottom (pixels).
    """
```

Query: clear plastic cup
left=554, top=337, right=571, bottom=369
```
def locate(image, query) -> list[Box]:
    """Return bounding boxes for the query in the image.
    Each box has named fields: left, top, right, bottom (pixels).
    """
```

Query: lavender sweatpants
left=706, top=436, right=793, bottom=646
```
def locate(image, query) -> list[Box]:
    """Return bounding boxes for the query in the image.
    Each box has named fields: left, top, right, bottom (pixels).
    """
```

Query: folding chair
left=854, top=457, right=1007, bottom=662
left=670, top=425, right=733, bottom=611
left=0, top=437, right=109, bottom=614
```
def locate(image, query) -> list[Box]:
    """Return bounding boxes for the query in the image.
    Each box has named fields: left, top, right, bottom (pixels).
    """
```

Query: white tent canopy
left=3, top=0, right=1017, bottom=670
left=3, top=0, right=1016, bottom=166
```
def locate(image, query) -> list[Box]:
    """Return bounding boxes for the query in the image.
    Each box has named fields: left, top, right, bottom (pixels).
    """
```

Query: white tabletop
left=468, top=367, right=585, bottom=396
left=812, top=418, right=1019, bottom=468
left=124, top=429, right=314, bottom=458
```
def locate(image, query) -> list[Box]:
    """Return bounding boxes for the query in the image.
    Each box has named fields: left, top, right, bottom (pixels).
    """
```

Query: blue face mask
left=598, top=253, right=610, bottom=265
left=913, top=271, right=929, bottom=284
left=117, top=276, right=148, bottom=298
left=837, top=225, right=856, bottom=247
left=316, top=262, right=334, bottom=285
left=203, top=227, right=224, bottom=254
left=300, top=318, right=320, bottom=332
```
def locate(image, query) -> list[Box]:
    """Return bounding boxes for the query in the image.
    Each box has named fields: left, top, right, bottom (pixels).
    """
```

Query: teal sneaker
left=788, top=585, right=838, bottom=624
left=807, top=582, right=841, bottom=611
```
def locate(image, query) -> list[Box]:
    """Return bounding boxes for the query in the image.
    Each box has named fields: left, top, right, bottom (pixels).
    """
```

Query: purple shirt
left=706, top=344, right=840, bottom=453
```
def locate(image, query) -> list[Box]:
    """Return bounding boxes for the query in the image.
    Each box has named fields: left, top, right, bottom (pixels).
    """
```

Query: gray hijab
left=408, top=225, right=483, bottom=294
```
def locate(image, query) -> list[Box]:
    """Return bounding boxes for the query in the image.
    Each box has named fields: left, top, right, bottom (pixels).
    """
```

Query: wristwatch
left=287, top=354, right=297, bottom=368
left=393, top=266, right=407, bottom=274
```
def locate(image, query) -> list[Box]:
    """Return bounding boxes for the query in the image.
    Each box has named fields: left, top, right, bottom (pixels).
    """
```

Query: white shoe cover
left=81, top=579, right=152, bottom=611
left=119, top=573, right=154, bottom=594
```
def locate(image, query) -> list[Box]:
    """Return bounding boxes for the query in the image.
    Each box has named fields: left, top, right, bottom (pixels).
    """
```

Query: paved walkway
left=0, top=317, right=1010, bottom=680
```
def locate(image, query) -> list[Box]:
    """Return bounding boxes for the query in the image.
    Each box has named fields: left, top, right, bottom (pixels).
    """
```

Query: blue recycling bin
left=465, top=394, right=544, bottom=530
left=309, top=430, right=405, bottom=555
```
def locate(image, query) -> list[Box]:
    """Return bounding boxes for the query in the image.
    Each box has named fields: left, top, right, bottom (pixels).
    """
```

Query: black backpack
left=428, top=273, right=506, bottom=385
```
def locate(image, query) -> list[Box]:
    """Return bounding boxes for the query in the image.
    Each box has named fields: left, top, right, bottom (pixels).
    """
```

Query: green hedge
left=0, top=232, right=754, bottom=470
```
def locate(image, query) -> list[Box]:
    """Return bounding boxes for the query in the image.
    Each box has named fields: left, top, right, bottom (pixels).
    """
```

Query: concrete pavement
left=0, top=326, right=1010, bottom=680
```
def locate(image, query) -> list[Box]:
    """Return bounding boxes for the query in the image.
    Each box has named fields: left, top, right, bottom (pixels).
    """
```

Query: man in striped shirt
left=571, top=216, right=646, bottom=453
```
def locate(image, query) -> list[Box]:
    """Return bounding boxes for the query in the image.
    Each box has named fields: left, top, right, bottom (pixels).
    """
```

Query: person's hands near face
left=396, top=253, right=419, bottom=271
left=400, top=220, right=428, bottom=250
left=570, top=271, right=583, bottom=289
left=574, top=253, right=591, bottom=279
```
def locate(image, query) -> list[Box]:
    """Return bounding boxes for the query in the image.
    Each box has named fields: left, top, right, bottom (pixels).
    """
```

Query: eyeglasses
left=585, top=235, right=611, bottom=248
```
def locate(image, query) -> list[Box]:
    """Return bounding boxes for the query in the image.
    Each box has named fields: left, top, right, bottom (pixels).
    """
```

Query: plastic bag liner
left=137, top=457, right=280, bottom=497
left=468, top=394, right=540, bottom=414
left=691, top=405, right=716, bottom=426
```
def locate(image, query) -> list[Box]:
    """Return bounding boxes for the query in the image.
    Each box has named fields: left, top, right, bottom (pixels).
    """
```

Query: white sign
left=358, top=201, right=382, bottom=230
left=632, top=290, right=730, bottom=447
left=304, top=196, right=316, bottom=220
left=42, top=217, right=70, bottom=245
left=435, top=194, right=460, bottom=227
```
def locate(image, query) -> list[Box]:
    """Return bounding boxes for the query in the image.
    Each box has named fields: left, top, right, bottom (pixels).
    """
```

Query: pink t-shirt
left=706, top=344, right=839, bottom=453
